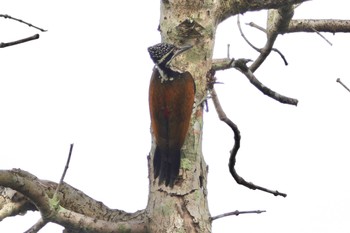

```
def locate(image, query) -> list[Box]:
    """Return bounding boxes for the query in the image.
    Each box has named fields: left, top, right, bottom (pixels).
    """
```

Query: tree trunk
left=146, top=1, right=218, bottom=232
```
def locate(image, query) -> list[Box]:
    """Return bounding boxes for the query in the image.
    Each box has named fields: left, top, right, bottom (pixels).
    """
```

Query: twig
left=211, top=210, right=266, bottom=221
left=53, top=144, right=74, bottom=200
left=336, top=78, right=350, bottom=93
left=227, top=44, right=230, bottom=59
left=271, top=48, right=288, bottom=65
left=0, top=14, right=47, bottom=32
left=0, top=34, right=39, bottom=48
left=246, top=22, right=266, bottom=33
left=210, top=87, right=287, bottom=197
left=312, top=28, right=332, bottom=46
left=24, top=218, right=47, bottom=233
left=237, top=15, right=260, bottom=52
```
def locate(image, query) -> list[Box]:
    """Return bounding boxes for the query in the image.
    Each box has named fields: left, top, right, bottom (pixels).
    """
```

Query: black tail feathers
left=153, top=146, right=181, bottom=187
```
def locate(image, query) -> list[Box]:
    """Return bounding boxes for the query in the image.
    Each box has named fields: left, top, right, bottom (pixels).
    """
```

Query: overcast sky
left=1, top=1, right=350, bottom=232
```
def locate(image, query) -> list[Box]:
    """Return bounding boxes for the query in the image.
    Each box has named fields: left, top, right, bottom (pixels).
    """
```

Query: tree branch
left=250, top=5, right=295, bottom=72
left=287, top=19, right=350, bottom=33
left=241, top=17, right=350, bottom=74
left=237, top=15, right=260, bottom=52
left=218, top=0, right=309, bottom=23
left=211, top=210, right=266, bottom=221
left=52, top=207, right=146, bottom=233
left=0, top=187, right=36, bottom=220
left=247, top=19, right=350, bottom=46
left=0, top=170, right=147, bottom=232
left=336, top=78, right=350, bottom=93
left=0, top=14, right=47, bottom=32
left=53, top=144, right=74, bottom=201
left=0, top=34, right=40, bottom=48
left=210, top=86, right=287, bottom=197
left=237, top=15, right=288, bottom=66
left=0, top=170, right=53, bottom=217
left=246, top=22, right=266, bottom=33
left=212, top=58, right=298, bottom=105
left=0, top=14, right=47, bottom=48
left=24, top=218, right=47, bottom=233
left=26, top=144, right=74, bottom=233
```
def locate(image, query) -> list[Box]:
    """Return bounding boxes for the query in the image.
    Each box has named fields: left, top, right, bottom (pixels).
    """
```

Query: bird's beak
left=173, top=45, right=193, bottom=58
left=167, top=45, right=193, bottom=66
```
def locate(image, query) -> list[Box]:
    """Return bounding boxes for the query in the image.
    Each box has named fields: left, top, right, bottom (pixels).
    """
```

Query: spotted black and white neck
left=148, top=43, right=192, bottom=83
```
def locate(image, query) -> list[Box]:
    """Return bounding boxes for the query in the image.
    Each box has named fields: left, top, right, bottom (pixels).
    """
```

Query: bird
left=148, top=43, right=195, bottom=187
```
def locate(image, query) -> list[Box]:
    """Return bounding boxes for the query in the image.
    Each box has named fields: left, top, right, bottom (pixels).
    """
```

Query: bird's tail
left=153, top=146, right=181, bottom=187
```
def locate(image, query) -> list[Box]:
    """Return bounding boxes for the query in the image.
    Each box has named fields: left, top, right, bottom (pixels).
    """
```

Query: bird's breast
left=149, top=68, right=195, bottom=149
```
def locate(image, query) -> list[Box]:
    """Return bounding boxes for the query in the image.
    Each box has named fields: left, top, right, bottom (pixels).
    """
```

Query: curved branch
left=210, top=88, right=287, bottom=197
left=0, top=169, right=52, bottom=217
left=212, top=58, right=298, bottom=105
left=0, top=187, right=36, bottom=220
left=236, top=59, right=298, bottom=105
left=237, top=15, right=260, bottom=52
left=0, top=169, right=147, bottom=233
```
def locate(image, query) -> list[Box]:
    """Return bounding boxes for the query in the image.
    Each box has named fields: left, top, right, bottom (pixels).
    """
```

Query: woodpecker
left=148, top=43, right=195, bottom=187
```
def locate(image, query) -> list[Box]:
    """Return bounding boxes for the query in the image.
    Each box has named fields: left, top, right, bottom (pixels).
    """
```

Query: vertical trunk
left=146, top=1, right=219, bottom=232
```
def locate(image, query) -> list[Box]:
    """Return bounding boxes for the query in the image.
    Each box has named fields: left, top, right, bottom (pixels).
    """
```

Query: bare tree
left=1, top=1, right=350, bottom=233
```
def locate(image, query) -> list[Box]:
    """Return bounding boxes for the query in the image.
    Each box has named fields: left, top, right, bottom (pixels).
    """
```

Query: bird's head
left=148, top=43, right=192, bottom=68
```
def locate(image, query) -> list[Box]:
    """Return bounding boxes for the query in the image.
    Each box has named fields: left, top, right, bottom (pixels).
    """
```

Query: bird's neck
left=156, top=64, right=182, bottom=83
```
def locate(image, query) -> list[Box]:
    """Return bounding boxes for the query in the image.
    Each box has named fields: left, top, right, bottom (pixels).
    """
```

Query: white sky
left=1, top=1, right=350, bottom=232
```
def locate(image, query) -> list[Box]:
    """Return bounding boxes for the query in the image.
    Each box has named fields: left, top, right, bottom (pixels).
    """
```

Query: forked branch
left=244, top=17, right=350, bottom=65
left=0, top=170, right=147, bottom=233
left=250, top=5, right=295, bottom=72
left=0, top=144, right=146, bottom=233
left=237, top=15, right=288, bottom=66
